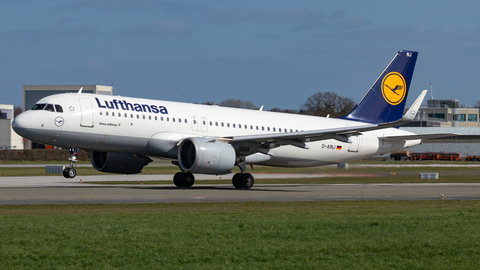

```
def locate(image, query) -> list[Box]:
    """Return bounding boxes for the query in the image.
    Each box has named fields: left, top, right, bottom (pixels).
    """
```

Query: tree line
left=204, top=92, right=355, bottom=118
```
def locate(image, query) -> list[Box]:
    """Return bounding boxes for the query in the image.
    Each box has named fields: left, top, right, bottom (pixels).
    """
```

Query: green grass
left=0, top=201, right=479, bottom=269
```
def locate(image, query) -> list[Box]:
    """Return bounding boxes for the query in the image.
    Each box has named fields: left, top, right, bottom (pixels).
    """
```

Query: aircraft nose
left=12, top=113, right=32, bottom=136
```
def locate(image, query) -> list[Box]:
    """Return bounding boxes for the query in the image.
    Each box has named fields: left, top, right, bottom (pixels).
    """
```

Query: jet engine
left=90, top=151, right=152, bottom=174
left=177, top=137, right=236, bottom=175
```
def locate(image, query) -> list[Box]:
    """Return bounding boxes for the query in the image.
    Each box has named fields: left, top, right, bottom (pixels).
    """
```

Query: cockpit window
left=55, top=105, right=63, bottom=113
left=32, top=104, right=46, bottom=110
left=45, top=104, right=55, bottom=112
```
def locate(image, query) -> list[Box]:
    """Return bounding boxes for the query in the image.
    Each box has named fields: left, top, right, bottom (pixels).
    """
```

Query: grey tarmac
left=0, top=173, right=479, bottom=205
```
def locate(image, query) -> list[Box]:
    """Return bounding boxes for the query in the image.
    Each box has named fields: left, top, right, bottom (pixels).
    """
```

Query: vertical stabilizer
left=341, top=50, right=418, bottom=124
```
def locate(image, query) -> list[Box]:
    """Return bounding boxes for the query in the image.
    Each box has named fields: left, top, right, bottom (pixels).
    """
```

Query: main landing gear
left=172, top=161, right=254, bottom=189
left=173, top=172, right=195, bottom=187
left=63, top=148, right=79, bottom=179
left=232, top=173, right=254, bottom=189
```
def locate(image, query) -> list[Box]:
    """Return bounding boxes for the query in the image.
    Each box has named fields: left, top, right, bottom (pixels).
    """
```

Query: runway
left=1, top=174, right=479, bottom=205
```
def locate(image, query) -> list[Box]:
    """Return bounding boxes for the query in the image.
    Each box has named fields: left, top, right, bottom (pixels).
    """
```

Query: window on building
left=456, top=114, right=466, bottom=122
left=428, top=113, right=445, bottom=120
left=468, top=114, right=477, bottom=122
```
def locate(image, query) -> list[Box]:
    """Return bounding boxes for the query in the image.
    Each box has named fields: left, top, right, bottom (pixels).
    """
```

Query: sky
left=1, top=0, right=480, bottom=110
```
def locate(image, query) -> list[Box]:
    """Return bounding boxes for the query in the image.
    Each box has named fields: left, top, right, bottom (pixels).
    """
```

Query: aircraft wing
left=229, top=123, right=378, bottom=150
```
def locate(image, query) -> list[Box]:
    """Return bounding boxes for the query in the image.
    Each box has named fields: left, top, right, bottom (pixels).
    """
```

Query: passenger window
left=167, top=117, right=169, bottom=121
left=273, top=128, right=276, bottom=132
left=221, top=122, right=224, bottom=127
left=143, top=115, right=145, bottom=119
left=106, top=111, right=109, bottom=116
left=112, top=112, right=115, bottom=117
left=124, top=113, right=127, bottom=118
left=161, top=117, right=164, bottom=121
left=45, top=104, right=55, bottom=112
left=193, top=119, right=196, bottom=124
left=227, top=123, right=230, bottom=128
left=131, top=114, right=133, bottom=118
left=179, top=118, right=182, bottom=123
left=173, top=118, right=176, bottom=122
left=32, top=104, right=46, bottom=110
left=136, top=114, right=139, bottom=119
left=185, top=119, right=187, bottom=123
left=262, top=126, right=264, bottom=131
left=209, top=121, right=212, bottom=126
left=149, top=115, right=151, bottom=120
left=216, top=122, right=218, bottom=126
left=155, top=116, right=157, bottom=120
left=267, top=127, right=270, bottom=131
left=54, top=105, right=63, bottom=113
left=100, top=112, right=103, bottom=116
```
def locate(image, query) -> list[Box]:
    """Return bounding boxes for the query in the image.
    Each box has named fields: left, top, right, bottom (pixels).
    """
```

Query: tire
left=182, top=172, right=195, bottom=187
left=173, top=172, right=183, bottom=187
left=63, top=168, right=69, bottom=178
left=240, top=173, right=254, bottom=189
left=67, top=168, right=76, bottom=178
left=232, top=173, right=242, bottom=189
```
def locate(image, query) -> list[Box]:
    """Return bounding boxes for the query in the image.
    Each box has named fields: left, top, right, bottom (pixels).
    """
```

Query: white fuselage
left=14, top=93, right=421, bottom=168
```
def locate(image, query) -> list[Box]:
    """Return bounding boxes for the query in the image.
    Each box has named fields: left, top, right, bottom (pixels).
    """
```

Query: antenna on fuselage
left=78, top=87, right=83, bottom=94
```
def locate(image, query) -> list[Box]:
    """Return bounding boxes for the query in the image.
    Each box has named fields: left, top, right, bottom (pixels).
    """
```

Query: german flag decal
left=336, top=146, right=342, bottom=150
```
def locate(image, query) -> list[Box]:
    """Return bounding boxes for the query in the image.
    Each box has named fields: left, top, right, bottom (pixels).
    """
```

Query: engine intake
left=90, top=151, right=151, bottom=174
left=177, top=137, right=236, bottom=175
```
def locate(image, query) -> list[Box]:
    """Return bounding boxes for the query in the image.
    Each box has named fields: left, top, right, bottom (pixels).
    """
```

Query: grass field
left=1, top=201, right=479, bottom=269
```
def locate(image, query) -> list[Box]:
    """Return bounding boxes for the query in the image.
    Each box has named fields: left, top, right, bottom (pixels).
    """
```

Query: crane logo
left=381, top=72, right=406, bottom=105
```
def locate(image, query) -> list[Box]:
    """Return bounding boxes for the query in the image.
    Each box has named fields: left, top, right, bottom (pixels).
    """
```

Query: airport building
left=399, top=98, right=480, bottom=156
left=405, top=98, right=480, bottom=128
left=0, top=104, right=24, bottom=150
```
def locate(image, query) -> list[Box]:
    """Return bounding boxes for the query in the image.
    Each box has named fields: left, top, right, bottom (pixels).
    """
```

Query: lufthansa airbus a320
left=13, top=50, right=451, bottom=189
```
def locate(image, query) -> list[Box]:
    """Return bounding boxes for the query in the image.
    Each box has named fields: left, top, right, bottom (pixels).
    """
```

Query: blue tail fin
left=341, top=50, right=418, bottom=124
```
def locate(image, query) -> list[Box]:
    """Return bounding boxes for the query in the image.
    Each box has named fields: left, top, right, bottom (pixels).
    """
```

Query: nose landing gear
left=63, top=148, right=79, bottom=178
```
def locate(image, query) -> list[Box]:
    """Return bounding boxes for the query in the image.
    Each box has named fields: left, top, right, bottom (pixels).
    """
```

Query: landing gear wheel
left=173, top=172, right=183, bottom=187
left=232, top=173, right=242, bottom=189
left=63, top=168, right=76, bottom=178
left=173, top=172, right=195, bottom=187
left=182, top=172, right=195, bottom=187
left=240, top=173, right=254, bottom=189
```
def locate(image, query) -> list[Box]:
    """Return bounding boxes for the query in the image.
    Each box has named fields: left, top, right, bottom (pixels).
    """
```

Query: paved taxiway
left=1, top=173, right=479, bottom=204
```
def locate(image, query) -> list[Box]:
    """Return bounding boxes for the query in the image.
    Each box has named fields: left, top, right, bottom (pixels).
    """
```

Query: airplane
left=12, top=50, right=453, bottom=189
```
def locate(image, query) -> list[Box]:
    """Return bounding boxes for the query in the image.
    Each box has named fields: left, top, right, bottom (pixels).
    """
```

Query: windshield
left=31, top=104, right=46, bottom=110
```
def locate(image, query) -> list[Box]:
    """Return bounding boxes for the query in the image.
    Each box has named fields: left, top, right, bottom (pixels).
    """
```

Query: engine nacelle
left=90, top=151, right=152, bottom=174
left=177, top=137, right=236, bottom=175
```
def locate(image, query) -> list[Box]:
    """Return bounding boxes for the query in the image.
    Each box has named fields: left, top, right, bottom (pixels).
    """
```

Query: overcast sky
left=1, top=0, right=479, bottom=110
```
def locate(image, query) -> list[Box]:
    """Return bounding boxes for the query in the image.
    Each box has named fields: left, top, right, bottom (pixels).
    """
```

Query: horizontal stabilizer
left=379, top=133, right=457, bottom=142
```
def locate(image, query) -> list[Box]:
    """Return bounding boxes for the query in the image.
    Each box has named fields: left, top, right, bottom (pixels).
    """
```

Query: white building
left=0, top=104, right=24, bottom=150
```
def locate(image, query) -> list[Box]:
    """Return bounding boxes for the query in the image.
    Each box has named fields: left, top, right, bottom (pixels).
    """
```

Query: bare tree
left=299, top=92, right=355, bottom=118
left=219, top=99, right=257, bottom=109
left=475, top=100, right=480, bottom=108
left=14, top=106, right=23, bottom=118
left=270, top=108, right=298, bottom=114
